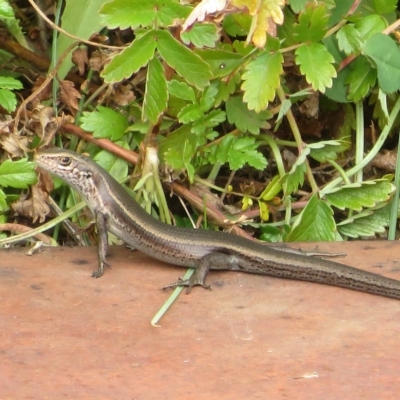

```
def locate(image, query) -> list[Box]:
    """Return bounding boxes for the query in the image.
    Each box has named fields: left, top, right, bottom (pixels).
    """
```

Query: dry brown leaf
left=110, top=84, right=136, bottom=106
left=31, top=76, right=52, bottom=103
left=72, top=47, right=89, bottom=75
left=89, top=49, right=114, bottom=72
left=59, top=80, right=81, bottom=111
left=0, top=134, right=29, bottom=158
left=12, top=183, right=51, bottom=223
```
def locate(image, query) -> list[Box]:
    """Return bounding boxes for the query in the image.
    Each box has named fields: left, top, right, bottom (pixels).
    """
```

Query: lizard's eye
left=60, top=156, right=71, bottom=165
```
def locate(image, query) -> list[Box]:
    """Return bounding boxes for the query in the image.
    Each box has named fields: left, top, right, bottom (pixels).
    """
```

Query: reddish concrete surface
left=1, top=241, right=400, bottom=399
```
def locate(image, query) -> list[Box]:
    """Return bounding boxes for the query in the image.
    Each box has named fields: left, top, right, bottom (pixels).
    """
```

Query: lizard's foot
left=91, top=261, right=111, bottom=278
left=163, top=276, right=212, bottom=294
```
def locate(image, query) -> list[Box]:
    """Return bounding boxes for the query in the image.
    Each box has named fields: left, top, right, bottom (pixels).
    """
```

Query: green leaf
left=156, top=30, right=212, bottom=89
left=143, top=57, right=168, bottom=123
left=241, top=51, right=283, bottom=112
left=295, top=43, right=337, bottom=93
left=0, top=189, right=7, bottom=212
left=226, top=96, right=271, bottom=134
left=0, top=159, right=37, bottom=189
left=345, top=56, right=377, bottom=102
left=192, top=109, right=226, bottom=135
left=0, top=0, right=32, bottom=49
left=308, top=138, right=351, bottom=162
left=294, top=3, right=329, bottom=43
left=289, top=0, right=308, bottom=13
left=214, top=75, right=238, bottom=107
left=0, top=76, right=23, bottom=90
left=363, top=33, right=400, bottom=94
left=281, top=159, right=307, bottom=194
left=181, top=24, right=219, bottom=48
left=100, top=0, right=189, bottom=29
left=336, top=24, right=362, bottom=55
left=325, top=69, right=351, bottom=103
left=286, top=195, right=336, bottom=241
left=370, top=0, right=397, bottom=14
left=197, top=84, right=216, bottom=112
left=178, top=103, right=203, bottom=123
left=101, top=30, right=157, bottom=83
left=80, top=106, right=128, bottom=140
left=195, top=48, right=243, bottom=78
left=355, top=14, right=386, bottom=41
left=167, top=80, right=195, bottom=102
left=94, top=145, right=129, bottom=182
left=260, top=175, right=282, bottom=201
left=0, top=89, right=17, bottom=112
left=209, top=134, right=267, bottom=170
left=163, top=126, right=196, bottom=182
left=324, top=180, right=395, bottom=211
left=337, top=204, right=390, bottom=238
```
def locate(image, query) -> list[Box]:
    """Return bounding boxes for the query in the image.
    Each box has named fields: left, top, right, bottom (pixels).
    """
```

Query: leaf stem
left=322, top=95, right=400, bottom=193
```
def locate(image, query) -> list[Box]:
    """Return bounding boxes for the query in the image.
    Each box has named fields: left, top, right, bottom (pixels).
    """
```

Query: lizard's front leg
left=164, top=252, right=240, bottom=293
left=92, top=211, right=111, bottom=278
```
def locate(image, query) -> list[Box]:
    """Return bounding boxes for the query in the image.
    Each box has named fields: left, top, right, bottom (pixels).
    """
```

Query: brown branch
left=0, top=35, right=50, bottom=71
left=0, top=223, right=53, bottom=245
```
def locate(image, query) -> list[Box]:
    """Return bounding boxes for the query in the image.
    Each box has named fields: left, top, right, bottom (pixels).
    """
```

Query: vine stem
left=322, top=95, right=400, bottom=194
left=275, top=86, right=319, bottom=194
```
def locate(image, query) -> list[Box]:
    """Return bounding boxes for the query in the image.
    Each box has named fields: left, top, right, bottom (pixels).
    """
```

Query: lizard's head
left=34, top=147, right=98, bottom=196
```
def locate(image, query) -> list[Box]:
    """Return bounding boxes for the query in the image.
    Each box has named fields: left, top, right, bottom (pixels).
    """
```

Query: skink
left=34, top=148, right=400, bottom=300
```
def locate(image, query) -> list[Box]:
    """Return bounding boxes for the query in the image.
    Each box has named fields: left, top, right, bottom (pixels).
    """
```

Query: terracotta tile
left=1, top=242, right=400, bottom=399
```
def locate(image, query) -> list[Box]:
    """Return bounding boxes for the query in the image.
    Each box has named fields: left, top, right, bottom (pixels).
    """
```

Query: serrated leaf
left=192, top=109, right=226, bottom=135
left=281, top=161, right=306, bottom=194
left=0, top=76, right=23, bottom=90
left=295, top=43, right=337, bottom=93
left=102, top=30, right=157, bottom=83
left=308, top=138, right=351, bottom=162
left=214, top=75, right=238, bottom=107
left=363, top=33, right=400, bottom=94
left=194, top=48, right=243, bottom=78
left=156, top=30, right=212, bottom=89
left=94, top=144, right=129, bottom=182
left=0, top=89, right=17, bottom=112
left=209, top=134, right=267, bottom=170
left=100, top=0, right=189, bottom=29
left=200, top=84, right=218, bottom=112
left=325, top=180, right=395, bottom=211
left=181, top=23, right=219, bottom=48
left=289, top=0, right=308, bottom=13
left=178, top=103, right=203, bottom=123
left=0, top=159, right=37, bottom=189
left=226, top=96, right=271, bottom=134
left=0, top=0, right=32, bottom=49
left=163, top=131, right=196, bottom=182
left=337, top=204, right=390, bottom=238
left=286, top=195, right=336, bottom=241
left=168, top=80, right=195, bottom=102
left=294, top=3, right=329, bottom=43
left=345, top=56, right=376, bottom=102
left=143, top=57, right=168, bottom=123
left=336, top=24, right=362, bottom=55
left=241, top=51, right=283, bottom=112
left=80, top=106, right=128, bottom=140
